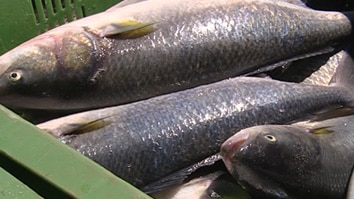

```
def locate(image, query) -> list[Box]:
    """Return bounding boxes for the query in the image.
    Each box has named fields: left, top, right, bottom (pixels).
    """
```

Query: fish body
left=37, top=76, right=354, bottom=189
left=221, top=115, right=354, bottom=199
left=0, top=0, right=353, bottom=111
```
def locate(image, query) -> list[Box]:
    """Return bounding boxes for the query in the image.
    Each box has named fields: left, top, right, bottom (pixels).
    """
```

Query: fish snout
left=221, top=130, right=249, bottom=172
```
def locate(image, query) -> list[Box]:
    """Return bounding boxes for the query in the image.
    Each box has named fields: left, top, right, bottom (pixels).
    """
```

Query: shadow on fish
left=0, top=0, right=354, bottom=112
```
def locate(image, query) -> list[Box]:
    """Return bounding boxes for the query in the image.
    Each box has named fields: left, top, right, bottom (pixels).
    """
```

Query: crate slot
left=31, top=0, right=40, bottom=24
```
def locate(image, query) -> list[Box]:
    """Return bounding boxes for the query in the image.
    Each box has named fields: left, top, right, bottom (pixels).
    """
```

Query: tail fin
left=329, top=43, right=354, bottom=89
left=308, top=43, right=354, bottom=122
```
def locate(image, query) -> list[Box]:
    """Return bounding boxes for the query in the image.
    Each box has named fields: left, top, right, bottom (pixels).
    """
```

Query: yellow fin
left=62, top=118, right=111, bottom=136
left=99, top=20, right=156, bottom=39
left=308, top=126, right=334, bottom=134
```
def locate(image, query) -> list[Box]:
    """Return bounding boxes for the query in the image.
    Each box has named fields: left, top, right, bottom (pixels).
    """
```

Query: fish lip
left=221, top=130, right=249, bottom=172
left=221, top=129, right=250, bottom=155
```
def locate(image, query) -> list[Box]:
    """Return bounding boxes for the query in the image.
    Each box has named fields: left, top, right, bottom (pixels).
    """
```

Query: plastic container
left=0, top=105, right=151, bottom=199
left=0, top=0, right=121, bottom=54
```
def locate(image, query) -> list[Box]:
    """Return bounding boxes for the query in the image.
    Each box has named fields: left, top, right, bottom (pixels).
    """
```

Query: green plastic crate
left=0, top=0, right=121, bottom=54
left=0, top=105, right=151, bottom=199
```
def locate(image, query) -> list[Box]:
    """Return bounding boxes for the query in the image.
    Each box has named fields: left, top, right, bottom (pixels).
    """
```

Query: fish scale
left=38, top=76, right=354, bottom=190
left=0, top=0, right=353, bottom=111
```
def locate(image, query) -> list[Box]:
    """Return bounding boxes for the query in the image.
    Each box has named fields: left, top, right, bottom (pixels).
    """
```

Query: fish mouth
left=220, top=130, right=249, bottom=172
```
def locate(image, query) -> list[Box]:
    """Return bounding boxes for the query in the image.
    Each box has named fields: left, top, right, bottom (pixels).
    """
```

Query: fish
left=1, top=0, right=353, bottom=111
left=220, top=115, right=354, bottom=199
left=37, top=58, right=354, bottom=191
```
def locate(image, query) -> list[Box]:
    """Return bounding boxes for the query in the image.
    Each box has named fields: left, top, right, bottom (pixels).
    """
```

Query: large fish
left=221, top=115, right=354, bottom=199
left=37, top=65, right=354, bottom=191
left=0, top=0, right=353, bottom=111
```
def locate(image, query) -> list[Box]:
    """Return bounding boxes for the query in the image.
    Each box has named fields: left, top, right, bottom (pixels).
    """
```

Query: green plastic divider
left=0, top=0, right=121, bottom=55
left=0, top=167, right=42, bottom=199
left=0, top=105, right=151, bottom=199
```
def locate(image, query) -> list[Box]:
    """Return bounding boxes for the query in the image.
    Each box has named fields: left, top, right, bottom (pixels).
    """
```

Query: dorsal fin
left=38, top=116, right=112, bottom=137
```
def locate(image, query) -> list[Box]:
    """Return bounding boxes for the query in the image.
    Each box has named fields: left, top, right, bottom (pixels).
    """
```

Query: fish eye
left=8, top=71, right=22, bottom=82
left=264, top=134, right=277, bottom=142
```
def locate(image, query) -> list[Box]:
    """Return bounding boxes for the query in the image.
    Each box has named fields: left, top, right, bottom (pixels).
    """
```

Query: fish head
left=221, top=125, right=321, bottom=199
left=0, top=27, right=103, bottom=109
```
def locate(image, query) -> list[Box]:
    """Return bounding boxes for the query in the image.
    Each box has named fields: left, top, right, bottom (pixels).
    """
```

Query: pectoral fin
left=38, top=116, right=111, bottom=137
left=66, top=118, right=111, bottom=135
left=98, top=20, right=156, bottom=39
left=307, top=126, right=334, bottom=134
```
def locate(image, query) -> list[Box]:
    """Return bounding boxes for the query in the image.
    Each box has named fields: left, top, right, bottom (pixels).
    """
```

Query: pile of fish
left=1, top=0, right=354, bottom=198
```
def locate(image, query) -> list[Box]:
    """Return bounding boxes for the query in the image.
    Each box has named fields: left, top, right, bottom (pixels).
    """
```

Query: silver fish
left=221, top=115, right=354, bottom=199
left=0, top=0, right=353, bottom=111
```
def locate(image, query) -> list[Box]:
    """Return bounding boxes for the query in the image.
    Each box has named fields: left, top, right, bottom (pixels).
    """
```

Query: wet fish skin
left=37, top=76, right=354, bottom=189
left=0, top=0, right=353, bottom=111
left=221, top=115, right=354, bottom=199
